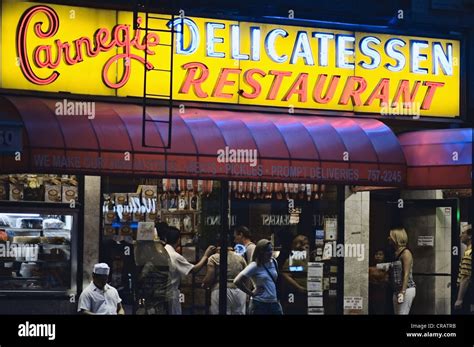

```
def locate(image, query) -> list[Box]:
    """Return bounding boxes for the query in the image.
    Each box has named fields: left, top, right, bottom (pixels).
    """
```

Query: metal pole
left=451, top=199, right=460, bottom=314
left=141, top=2, right=148, bottom=148
left=337, top=185, right=345, bottom=314
left=219, top=181, right=230, bottom=315
left=167, top=13, right=175, bottom=149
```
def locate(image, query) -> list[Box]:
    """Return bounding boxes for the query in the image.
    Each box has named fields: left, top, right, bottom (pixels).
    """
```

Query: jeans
left=249, top=299, right=283, bottom=315
left=393, top=287, right=416, bottom=315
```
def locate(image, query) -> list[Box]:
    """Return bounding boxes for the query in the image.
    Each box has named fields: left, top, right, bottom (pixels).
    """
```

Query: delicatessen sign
left=0, top=1, right=460, bottom=117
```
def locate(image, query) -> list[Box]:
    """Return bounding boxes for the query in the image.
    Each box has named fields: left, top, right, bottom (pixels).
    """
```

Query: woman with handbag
left=234, top=239, right=283, bottom=315
left=388, top=228, right=416, bottom=315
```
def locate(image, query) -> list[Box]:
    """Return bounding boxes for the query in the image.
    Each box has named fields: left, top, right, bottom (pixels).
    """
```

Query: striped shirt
left=457, top=246, right=472, bottom=284
left=391, top=249, right=415, bottom=292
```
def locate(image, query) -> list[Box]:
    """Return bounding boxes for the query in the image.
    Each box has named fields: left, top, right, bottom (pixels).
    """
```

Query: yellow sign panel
left=0, top=1, right=461, bottom=117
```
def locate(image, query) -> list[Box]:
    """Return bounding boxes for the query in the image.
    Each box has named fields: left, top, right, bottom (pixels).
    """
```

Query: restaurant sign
left=0, top=1, right=461, bottom=117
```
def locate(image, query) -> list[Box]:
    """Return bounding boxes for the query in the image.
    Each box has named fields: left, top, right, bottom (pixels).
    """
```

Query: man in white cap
left=77, top=263, right=125, bottom=315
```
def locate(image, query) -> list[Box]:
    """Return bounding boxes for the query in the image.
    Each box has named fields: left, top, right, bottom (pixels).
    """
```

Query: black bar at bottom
left=1, top=315, right=473, bottom=345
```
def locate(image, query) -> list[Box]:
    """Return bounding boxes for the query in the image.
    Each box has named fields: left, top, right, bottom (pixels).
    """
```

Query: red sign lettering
left=17, top=5, right=159, bottom=88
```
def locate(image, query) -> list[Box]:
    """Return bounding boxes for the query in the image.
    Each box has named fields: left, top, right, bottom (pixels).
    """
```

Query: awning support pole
left=219, top=180, right=230, bottom=315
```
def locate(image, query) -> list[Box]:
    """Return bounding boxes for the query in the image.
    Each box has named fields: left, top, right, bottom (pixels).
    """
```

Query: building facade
left=0, top=0, right=472, bottom=315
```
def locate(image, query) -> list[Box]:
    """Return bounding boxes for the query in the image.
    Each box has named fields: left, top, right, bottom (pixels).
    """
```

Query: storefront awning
left=399, top=128, right=472, bottom=189
left=0, top=96, right=406, bottom=186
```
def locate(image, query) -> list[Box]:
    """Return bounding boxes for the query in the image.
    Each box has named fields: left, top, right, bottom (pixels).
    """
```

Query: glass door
left=384, top=199, right=458, bottom=314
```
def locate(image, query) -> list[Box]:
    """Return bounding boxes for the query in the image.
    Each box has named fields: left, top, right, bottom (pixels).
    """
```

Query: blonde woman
left=388, top=228, right=416, bottom=314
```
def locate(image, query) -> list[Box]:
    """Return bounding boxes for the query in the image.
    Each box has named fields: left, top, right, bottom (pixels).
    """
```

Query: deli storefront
left=0, top=0, right=471, bottom=315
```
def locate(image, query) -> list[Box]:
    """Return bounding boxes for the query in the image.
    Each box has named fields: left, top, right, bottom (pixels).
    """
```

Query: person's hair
left=165, top=227, right=180, bottom=245
left=252, top=239, right=272, bottom=266
left=390, top=228, right=408, bottom=248
left=291, top=234, right=309, bottom=249
left=234, top=226, right=251, bottom=239
left=371, top=248, right=385, bottom=266
left=274, top=228, right=294, bottom=249
left=155, top=222, right=169, bottom=241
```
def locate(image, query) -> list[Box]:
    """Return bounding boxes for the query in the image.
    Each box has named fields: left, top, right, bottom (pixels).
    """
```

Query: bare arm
left=457, top=276, right=471, bottom=302
left=79, top=309, right=96, bottom=315
left=190, top=256, right=209, bottom=274
left=455, top=275, right=471, bottom=311
left=369, top=267, right=389, bottom=284
left=234, top=274, right=254, bottom=297
left=189, top=246, right=216, bottom=274
left=117, top=302, right=125, bottom=315
left=281, top=272, right=306, bottom=293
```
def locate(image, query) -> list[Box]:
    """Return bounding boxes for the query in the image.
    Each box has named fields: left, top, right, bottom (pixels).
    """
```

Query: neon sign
left=2, top=2, right=461, bottom=117
left=171, top=19, right=454, bottom=74
left=17, top=5, right=159, bottom=88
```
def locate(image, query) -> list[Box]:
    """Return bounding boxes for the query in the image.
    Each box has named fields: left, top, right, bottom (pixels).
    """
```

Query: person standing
left=368, top=249, right=390, bottom=314
left=78, top=263, right=124, bottom=315
left=388, top=228, right=416, bottom=315
left=202, top=246, right=247, bottom=314
left=134, top=239, right=172, bottom=315
left=274, top=229, right=294, bottom=273
left=164, top=227, right=216, bottom=314
left=455, top=224, right=472, bottom=313
left=281, top=235, right=309, bottom=314
left=234, top=239, right=283, bottom=315
left=234, top=226, right=256, bottom=264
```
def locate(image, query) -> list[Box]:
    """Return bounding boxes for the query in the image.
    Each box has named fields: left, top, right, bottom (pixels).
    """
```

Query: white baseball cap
left=93, top=263, right=110, bottom=275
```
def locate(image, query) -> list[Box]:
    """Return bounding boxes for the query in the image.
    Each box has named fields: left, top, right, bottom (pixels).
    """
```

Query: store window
left=229, top=182, right=341, bottom=315
left=100, top=178, right=342, bottom=315
left=100, top=177, right=221, bottom=315
left=370, top=190, right=462, bottom=314
left=0, top=174, right=79, bottom=293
